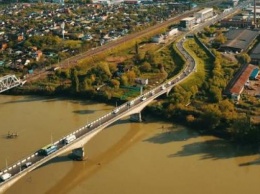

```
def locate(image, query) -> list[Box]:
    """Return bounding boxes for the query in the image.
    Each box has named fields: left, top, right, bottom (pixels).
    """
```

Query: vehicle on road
left=38, top=144, right=58, bottom=156
left=127, top=101, right=134, bottom=106
left=141, top=96, right=147, bottom=101
left=22, top=162, right=32, bottom=168
left=0, top=173, right=11, bottom=182
left=113, top=108, right=119, bottom=114
left=161, top=85, right=166, bottom=90
left=63, top=134, right=76, bottom=144
left=87, top=123, right=93, bottom=128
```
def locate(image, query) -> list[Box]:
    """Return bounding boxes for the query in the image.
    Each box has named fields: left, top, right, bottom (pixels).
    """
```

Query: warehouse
left=250, top=43, right=260, bottom=65
left=229, top=64, right=255, bottom=101
left=219, top=29, right=259, bottom=53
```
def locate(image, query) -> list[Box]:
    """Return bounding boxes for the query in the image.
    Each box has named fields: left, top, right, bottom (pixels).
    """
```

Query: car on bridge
left=87, top=123, right=93, bottom=128
left=63, top=134, right=76, bottom=144
left=22, top=162, right=32, bottom=169
left=0, top=173, right=11, bottom=182
left=113, top=108, right=119, bottom=114
left=141, top=96, right=147, bottom=101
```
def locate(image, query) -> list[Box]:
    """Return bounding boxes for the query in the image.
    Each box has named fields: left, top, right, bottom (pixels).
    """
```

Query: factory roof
left=230, top=64, right=255, bottom=95
left=221, top=29, right=259, bottom=51
left=250, top=42, right=260, bottom=59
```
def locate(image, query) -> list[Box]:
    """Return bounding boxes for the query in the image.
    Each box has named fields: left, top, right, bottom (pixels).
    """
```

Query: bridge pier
left=71, top=147, right=85, bottom=161
left=130, top=112, right=142, bottom=122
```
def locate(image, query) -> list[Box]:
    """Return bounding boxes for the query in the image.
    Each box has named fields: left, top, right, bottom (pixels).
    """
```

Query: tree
left=214, top=33, right=226, bottom=44
left=135, top=42, right=139, bottom=55
left=236, top=53, right=251, bottom=65
left=126, top=71, right=136, bottom=85
left=140, top=61, right=151, bottom=72
left=110, top=79, right=120, bottom=89
left=70, top=68, right=79, bottom=93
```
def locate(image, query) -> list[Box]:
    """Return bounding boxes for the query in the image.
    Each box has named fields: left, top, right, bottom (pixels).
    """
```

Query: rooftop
left=196, top=7, right=213, bottom=14
left=221, top=29, right=259, bottom=51
left=250, top=42, right=260, bottom=60
left=181, top=17, right=195, bottom=21
left=230, top=64, right=256, bottom=95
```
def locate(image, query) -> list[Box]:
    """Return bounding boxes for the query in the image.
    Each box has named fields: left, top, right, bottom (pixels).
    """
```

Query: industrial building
left=219, top=29, right=259, bottom=53
left=194, top=8, right=214, bottom=22
left=229, top=64, right=256, bottom=101
left=179, top=17, right=196, bottom=31
left=250, top=43, right=260, bottom=65
left=220, top=14, right=254, bottom=28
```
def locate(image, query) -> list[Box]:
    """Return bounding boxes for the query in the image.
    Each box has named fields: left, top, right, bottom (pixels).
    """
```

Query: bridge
left=0, top=75, right=26, bottom=93
left=0, top=36, right=195, bottom=193
left=0, top=3, right=246, bottom=190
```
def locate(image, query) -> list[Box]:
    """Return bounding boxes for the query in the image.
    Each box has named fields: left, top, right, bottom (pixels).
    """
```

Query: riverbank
left=2, top=95, right=260, bottom=194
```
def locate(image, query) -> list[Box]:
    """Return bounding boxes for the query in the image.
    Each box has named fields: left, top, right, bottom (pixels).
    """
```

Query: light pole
left=5, top=157, right=8, bottom=169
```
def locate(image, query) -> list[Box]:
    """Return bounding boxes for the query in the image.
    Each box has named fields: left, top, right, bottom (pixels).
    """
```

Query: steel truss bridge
left=0, top=75, right=26, bottom=93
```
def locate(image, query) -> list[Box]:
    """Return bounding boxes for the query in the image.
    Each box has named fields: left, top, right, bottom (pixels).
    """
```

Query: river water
left=1, top=95, right=260, bottom=194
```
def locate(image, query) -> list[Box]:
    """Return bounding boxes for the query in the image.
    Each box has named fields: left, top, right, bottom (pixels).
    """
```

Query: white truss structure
left=0, top=75, right=25, bottom=93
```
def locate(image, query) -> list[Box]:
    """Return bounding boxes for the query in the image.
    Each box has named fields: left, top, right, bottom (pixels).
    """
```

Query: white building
left=179, top=17, right=196, bottom=31
left=151, top=34, right=164, bottom=43
left=167, top=28, right=178, bottom=36
left=194, top=8, right=214, bottom=22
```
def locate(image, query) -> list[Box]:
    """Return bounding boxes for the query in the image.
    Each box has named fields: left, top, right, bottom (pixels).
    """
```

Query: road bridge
left=0, top=75, right=26, bottom=93
left=0, top=36, right=195, bottom=193
left=0, top=2, right=246, bottom=191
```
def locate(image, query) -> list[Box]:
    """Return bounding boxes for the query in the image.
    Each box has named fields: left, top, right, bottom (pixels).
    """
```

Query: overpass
left=0, top=37, right=195, bottom=193
left=0, top=75, right=26, bottom=93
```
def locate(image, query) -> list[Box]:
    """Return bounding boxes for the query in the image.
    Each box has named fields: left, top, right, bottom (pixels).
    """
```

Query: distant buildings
left=194, top=8, right=214, bottom=22
left=179, top=7, right=214, bottom=31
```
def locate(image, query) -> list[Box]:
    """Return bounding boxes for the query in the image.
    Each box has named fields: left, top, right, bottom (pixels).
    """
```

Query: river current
left=1, top=95, right=260, bottom=194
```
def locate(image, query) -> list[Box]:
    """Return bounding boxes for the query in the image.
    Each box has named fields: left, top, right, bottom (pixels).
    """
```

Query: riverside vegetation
left=8, top=26, right=260, bottom=147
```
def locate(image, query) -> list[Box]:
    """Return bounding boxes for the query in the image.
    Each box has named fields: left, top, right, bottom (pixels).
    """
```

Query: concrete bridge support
left=130, top=112, right=142, bottom=122
left=72, top=147, right=85, bottom=161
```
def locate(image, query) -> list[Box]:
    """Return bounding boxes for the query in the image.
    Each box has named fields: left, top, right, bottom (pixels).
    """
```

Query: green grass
left=179, top=39, right=209, bottom=91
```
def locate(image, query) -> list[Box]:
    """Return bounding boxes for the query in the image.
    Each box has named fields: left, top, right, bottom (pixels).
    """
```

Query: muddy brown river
left=1, top=95, right=260, bottom=194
